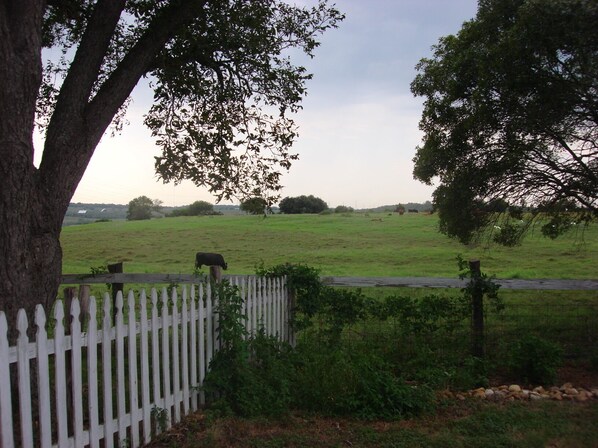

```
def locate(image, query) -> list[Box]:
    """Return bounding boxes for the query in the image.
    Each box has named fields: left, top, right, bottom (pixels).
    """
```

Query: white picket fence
left=0, top=276, right=290, bottom=448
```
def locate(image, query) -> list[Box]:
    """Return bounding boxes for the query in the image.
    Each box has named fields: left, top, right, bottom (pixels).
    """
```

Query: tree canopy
left=38, top=0, right=343, bottom=204
left=0, top=0, right=342, bottom=336
left=126, top=196, right=162, bottom=220
left=279, top=195, right=328, bottom=214
left=240, top=197, right=270, bottom=215
left=411, top=0, right=598, bottom=244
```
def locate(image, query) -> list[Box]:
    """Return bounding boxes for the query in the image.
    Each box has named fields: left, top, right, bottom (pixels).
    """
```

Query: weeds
left=202, top=281, right=294, bottom=418
left=507, top=334, right=563, bottom=385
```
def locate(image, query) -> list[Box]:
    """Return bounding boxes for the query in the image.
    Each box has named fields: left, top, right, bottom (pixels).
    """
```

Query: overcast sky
left=45, top=0, right=479, bottom=208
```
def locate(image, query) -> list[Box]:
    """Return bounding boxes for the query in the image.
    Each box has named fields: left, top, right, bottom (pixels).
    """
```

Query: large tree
left=279, top=195, right=328, bottom=214
left=411, top=0, right=598, bottom=245
left=0, top=0, right=342, bottom=335
left=126, top=195, right=161, bottom=220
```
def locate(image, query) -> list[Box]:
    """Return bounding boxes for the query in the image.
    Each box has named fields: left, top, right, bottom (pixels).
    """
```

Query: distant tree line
left=126, top=197, right=226, bottom=221
left=168, top=200, right=222, bottom=217
left=84, top=197, right=439, bottom=223
left=334, top=205, right=353, bottom=213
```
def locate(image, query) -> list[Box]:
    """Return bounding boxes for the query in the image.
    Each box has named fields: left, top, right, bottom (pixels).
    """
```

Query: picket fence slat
left=150, top=289, right=162, bottom=419
left=17, top=310, right=34, bottom=448
left=251, top=277, right=257, bottom=335
left=0, top=312, right=15, bottom=448
left=172, top=289, right=181, bottom=425
left=0, top=276, right=290, bottom=448
left=54, top=301, right=69, bottom=448
left=205, top=285, right=213, bottom=373
left=198, top=283, right=206, bottom=406
left=190, top=286, right=198, bottom=412
left=87, top=298, right=101, bottom=448
left=70, top=300, right=85, bottom=448
left=160, top=288, right=172, bottom=430
left=127, top=291, right=141, bottom=448
left=35, top=305, right=52, bottom=448
left=139, top=291, right=151, bottom=445
left=181, top=288, right=190, bottom=416
left=102, top=294, right=114, bottom=448
left=115, top=292, right=127, bottom=445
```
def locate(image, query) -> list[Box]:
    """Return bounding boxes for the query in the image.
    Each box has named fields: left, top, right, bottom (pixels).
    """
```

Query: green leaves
left=38, top=1, right=344, bottom=205
left=126, top=195, right=162, bottom=220
left=143, top=1, right=343, bottom=204
left=201, top=281, right=294, bottom=417
left=412, top=0, right=598, bottom=245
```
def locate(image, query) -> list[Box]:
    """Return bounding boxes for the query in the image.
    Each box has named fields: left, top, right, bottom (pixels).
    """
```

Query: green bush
left=334, top=205, right=354, bottom=213
left=372, top=293, right=469, bottom=335
left=201, top=281, right=295, bottom=417
left=292, top=342, right=435, bottom=420
left=507, top=334, right=563, bottom=385
left=202, top=279, right=435, bottom=420
left=256, top=263, right=324, bottom=329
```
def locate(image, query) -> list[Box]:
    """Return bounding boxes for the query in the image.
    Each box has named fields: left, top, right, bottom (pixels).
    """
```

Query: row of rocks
left=438, top=383, right=598, bottom=402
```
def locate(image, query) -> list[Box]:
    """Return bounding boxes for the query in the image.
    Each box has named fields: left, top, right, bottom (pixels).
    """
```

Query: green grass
left=60, top=213, right=598, bottom=279
left=145, top=401, right=598, bottom=448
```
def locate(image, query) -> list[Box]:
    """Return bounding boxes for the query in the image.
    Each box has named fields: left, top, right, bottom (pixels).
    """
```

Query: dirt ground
left=556, top=364, right=598, bottom=389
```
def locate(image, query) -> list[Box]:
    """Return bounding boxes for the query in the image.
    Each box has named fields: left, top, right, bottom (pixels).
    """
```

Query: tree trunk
left=0, top=1, right=49, bottom=341
left=0, top=160, right=66, bottom=341
left=0, top=1, right=209, bottom=341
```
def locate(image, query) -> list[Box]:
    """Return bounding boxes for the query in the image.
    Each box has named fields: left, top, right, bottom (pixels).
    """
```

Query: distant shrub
left=334, top=205, right=353, bottom=213
left=493, top=223, right=523, bottom=246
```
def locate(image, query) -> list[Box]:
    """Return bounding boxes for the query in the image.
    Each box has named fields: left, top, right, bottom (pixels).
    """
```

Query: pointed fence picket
left=0, top=275, right=290, bottom=448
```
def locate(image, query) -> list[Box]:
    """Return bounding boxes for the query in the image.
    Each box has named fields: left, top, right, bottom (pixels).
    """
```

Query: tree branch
left=45, top=0, right=126, bottom=138
left=38, top=0, right=208, bottom=204
left=85, top=0, right=208, bottom=145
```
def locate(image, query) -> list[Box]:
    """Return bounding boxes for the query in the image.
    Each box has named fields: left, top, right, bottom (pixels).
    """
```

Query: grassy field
left=60, top=212, right=598, bottom=279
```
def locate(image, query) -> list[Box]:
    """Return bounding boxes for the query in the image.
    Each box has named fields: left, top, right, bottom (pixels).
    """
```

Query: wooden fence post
left=107, top=262, right=123, bottom=323
left=78, top=284, right=90, bottom=330
left=209, top=266, right=222, bottom=283
left=63, top=287, right=77, bottom=332
left=469, top=260, right=484, bottom=359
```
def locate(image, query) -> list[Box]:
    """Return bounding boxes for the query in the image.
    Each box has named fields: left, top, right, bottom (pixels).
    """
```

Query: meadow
left=60, top=212, right=598, bottom=279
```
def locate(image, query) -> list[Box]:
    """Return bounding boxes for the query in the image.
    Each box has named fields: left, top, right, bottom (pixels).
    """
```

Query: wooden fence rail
left=321, top=276, right=598, bottom=290
left=0, top=276, right=290, bottom=448
left=60, top=273, right=598, bottom=291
